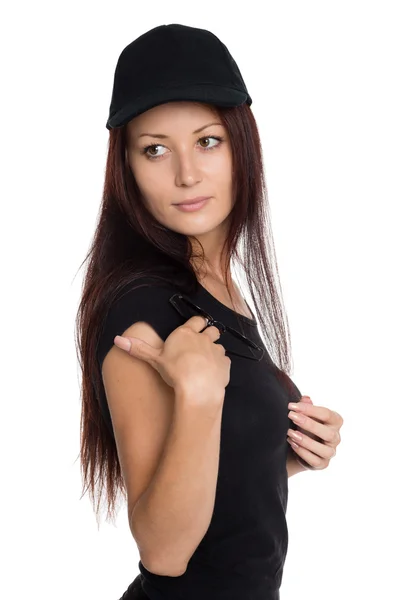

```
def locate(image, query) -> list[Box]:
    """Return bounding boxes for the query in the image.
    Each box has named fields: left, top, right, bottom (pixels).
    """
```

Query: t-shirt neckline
left=197, top=281, right=257, bottom=326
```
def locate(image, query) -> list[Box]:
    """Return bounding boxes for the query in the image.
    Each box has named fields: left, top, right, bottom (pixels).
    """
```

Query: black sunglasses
left=169, top=293, right=265, bottom=362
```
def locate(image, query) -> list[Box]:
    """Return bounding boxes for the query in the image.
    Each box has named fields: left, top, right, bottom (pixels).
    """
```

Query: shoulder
left=96, top=275, right=184, bottom=371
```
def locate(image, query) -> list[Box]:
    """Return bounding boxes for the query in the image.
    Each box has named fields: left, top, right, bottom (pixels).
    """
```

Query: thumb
left=114, top=335, right=162, bottom=364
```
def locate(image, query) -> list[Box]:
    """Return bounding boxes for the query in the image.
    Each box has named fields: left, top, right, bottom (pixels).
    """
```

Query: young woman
left=76, top=23, right=344, bottom=600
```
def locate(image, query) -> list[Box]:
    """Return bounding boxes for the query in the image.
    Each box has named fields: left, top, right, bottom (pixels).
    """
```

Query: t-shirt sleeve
left=95, top=278, right=185, bottom=436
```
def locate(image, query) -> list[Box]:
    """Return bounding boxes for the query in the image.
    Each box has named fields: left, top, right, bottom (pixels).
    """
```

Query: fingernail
left=288, top=429, right=303, bottom=441
left=288, top=438, right=299, bottom=448
left=289, top=412, right=305, bottom=423
left=114, top=335, right=131, bottom=351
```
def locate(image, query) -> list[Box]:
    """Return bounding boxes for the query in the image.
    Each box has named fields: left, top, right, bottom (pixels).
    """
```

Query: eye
left=141, top=135, right=224, bottom=160
left=197, top=136, right=221, bottom=149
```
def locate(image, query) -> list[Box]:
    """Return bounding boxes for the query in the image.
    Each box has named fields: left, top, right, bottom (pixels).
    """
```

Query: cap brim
left=106, top=84, right=250, bottom=130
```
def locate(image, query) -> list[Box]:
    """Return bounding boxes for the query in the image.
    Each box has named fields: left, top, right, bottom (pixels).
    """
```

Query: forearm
left=130, top=387, right=224, bottom=576
left=286, top=446, right=308, bottom=477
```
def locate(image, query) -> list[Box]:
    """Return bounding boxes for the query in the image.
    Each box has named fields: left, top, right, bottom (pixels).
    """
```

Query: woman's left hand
left=287, top=396, right=344, bottom=470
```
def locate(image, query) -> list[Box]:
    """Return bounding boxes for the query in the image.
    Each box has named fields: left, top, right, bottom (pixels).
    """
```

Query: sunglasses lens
left=171, top=295, right=206, bottom=321
left=221, top=331, right=264, bottom=361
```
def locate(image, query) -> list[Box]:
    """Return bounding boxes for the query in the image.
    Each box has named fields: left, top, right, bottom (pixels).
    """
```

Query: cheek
left=143, top=192, right=168, bottom=219
left=208, top=149, right=231, bottom=173
left=127, top=155, right=169, bottom=219
left=205, top=156, right=232, bottom=191
left=139, top=186, right=171, bottom=221
left=216, top=153, right=232, bottom=187
left=132, top=164, right=163, bottom=203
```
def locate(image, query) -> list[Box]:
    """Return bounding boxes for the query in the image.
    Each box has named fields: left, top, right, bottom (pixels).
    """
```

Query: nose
left=174, top=151, right=202, bottom=187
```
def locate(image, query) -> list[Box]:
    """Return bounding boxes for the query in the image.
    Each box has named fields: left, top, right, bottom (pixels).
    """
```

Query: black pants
left=118, top=574, right=149, bottom=600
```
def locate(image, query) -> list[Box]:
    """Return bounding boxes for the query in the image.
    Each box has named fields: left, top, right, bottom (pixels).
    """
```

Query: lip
left=173, top=197, right=210, bottom=213
left=174, top=196, right=211, bottom=206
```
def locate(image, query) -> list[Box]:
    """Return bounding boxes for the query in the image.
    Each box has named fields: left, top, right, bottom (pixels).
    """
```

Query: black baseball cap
left=106, top=23, right=252, bottom=130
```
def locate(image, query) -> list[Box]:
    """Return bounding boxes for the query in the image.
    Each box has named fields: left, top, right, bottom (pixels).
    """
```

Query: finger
left=287, top=439, right=326, bottom=469
left=201, top=324, right=222, bottom=343
left=114, top=334, right=162, bottom=364
left=288, top=402, right=336, bottom=425
left=301, top=396, right=313, bottom=404
left=181, top=314, right=210, bottom=333
left=288, top=430, right=336, bottom=459
left=289, top=413, right=339, bottom=446
left=292, top=403, right=343, bottom=431
left=180, top=314, right=221, bottom=342
left=188, top=315, right=222, bottom=342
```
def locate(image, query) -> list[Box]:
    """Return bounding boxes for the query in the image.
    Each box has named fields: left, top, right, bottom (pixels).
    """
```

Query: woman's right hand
left=114, top=315, right=231, bottom=398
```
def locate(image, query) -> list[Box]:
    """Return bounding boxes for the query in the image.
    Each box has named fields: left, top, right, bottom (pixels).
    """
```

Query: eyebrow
left=138, top=122, right=223, bottom=139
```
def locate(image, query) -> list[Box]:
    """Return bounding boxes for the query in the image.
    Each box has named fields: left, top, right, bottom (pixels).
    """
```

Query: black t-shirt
left=96, top=275, right=302, bottom=600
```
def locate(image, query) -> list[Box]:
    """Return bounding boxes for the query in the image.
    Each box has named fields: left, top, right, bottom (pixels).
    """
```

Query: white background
left=2, top=1, right=399, bottom=598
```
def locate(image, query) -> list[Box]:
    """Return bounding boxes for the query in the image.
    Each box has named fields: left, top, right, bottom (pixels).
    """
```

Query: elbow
left=130, top=507, right=189, bottom=577
left=141, top=554, right=188, bottom=577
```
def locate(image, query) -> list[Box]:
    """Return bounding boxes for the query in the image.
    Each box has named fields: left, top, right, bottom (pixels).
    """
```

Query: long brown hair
left=75, top=102, right=297, bottom=526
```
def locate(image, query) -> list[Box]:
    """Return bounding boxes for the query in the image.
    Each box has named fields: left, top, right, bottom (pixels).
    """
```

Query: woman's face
left=126, top=101, right=234, bottom=239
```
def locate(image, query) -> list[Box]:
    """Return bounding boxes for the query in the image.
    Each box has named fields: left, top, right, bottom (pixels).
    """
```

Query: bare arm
left=130, top=385, right=224, bottom=577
